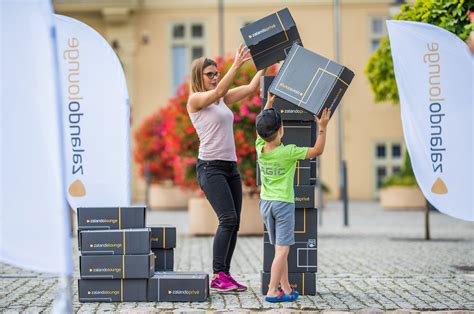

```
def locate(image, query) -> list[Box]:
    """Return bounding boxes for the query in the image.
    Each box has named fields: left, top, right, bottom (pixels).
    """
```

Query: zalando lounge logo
left=424, top=42, right=448, bottom=195
left=64, top=37, right=86, bottom=198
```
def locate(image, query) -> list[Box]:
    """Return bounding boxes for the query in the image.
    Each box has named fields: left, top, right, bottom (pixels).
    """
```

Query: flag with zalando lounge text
left=0, top=0, right=72, bottom=275
left=54, top=15, right=131, bottom=211
left=387, top=20, right=474, bottom=221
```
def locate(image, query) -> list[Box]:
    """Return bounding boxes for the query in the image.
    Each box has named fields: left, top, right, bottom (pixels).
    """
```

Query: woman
left=187, top=44, right=265, bottom=292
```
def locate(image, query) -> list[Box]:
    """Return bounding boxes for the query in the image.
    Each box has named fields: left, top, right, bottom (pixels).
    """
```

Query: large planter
left=149, top=184, right=197, bottom=210
left=380, top=186, right=426, bottom=210
left=188, top=196, right=263, bottom=235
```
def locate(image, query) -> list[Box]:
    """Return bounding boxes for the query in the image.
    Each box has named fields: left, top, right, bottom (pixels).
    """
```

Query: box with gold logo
left=240, top=8, right=302, bottom=70
left=79, top=228, right=151, bottom=255
left=261, top=76, right=315, bottom=121
left=151, top=249, right=174, bottom=271
left=294, top=185, right=315, bottom=209
left=78, top=279, right=147, bottom=302
left=79, top=253, right=154, bottom=279
left=263, top=239, right=317, bottom=272
left=77, top=206, right=146, bottom=230
left=281, top=120, right=316, bottom=147
left=269, top=43, right=354, bottom=118
left=261, top=271, right=316, bottom=295
left=264, top=208, right=317, bottom=243
left=149, top=225, right=176, bottom=249
left=147, top=272, right=209, bottom=302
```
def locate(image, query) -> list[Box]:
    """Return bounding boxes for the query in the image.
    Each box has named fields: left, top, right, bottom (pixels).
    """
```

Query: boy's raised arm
left=305, top=108, right=330, bottom=159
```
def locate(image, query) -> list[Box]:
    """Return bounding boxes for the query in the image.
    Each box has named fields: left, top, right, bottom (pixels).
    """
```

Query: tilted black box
left=264, top=208, right=317, bottom=243
left=78, top=279, right=147, bottom=302
left=77, top=206, right=146, bottom=230
left=151, top=248, right=174, bottom=271
left=149, top=225, right=176, bottom=249
left=79, top=254, right=154, bottom=279
left=261, top=271, right=316, bottom=295
left=240, top=8, right=302, bottom=70
left=261, top=76, right=315, bottom=121
left=269, top=43, right=354, bottom=118
left=79, top=228, right=151, bottom=255
left=263, top=238, right=317, bottom=272
left=147, top=272, right=209, bottom=302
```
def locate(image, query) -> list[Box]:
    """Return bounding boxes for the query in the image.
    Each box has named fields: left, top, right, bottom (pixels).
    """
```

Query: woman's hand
left=232, top=43, right=252, bottom=68
left=316, top=108, right=330, bottom=129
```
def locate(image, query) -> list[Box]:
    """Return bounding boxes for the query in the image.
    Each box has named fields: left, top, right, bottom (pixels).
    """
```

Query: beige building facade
left=54, top=0, right=405, bottom=202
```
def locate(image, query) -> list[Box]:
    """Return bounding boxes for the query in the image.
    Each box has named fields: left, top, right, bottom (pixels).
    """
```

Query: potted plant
left=380, top=152, right=425, bottom=210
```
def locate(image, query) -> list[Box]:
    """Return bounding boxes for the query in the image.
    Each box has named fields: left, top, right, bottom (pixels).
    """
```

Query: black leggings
left=196, top=159, right=242, bottom=274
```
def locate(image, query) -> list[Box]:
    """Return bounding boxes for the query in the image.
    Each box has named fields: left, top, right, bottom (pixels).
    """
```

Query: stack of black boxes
left=77, top=207, right=152, bottom=302
left=258, top=77, right=318, bottom=296
left=241, top=7, right=354, bottom=296
left=76, top=207, right=209, bottom=302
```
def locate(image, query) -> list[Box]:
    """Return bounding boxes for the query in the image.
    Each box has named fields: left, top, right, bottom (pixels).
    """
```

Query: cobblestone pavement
left=1, top=201, right=473, bottom=312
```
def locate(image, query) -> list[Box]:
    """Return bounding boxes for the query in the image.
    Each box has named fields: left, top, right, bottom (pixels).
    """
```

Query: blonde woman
left=187, top=44, right=264, bottom=292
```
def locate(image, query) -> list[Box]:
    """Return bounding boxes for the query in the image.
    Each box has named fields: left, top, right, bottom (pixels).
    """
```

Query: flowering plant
left=134, top=55, right=277, bottom=193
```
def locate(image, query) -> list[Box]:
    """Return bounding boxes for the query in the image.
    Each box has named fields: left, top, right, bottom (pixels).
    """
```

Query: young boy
left=255, top=92, right=330, bottom=302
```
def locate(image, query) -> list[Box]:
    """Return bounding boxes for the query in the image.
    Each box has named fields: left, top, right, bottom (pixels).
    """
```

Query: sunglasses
left=203, top=71, right=220, bottom=79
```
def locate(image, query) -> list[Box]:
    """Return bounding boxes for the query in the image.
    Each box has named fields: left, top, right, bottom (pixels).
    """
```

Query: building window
left=170, top=22, right=206, bottom=93
left=369, top=17, right=387, bottom=53
left=374, top=141, right=404, bottom=195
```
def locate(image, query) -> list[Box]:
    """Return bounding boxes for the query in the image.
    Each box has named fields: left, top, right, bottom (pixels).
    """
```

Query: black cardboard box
left=261, top=76, right=315, bottom=121
left=257, top=159, right=316, bottom=186
left=152, top=248, right=174, bottom=271
left=149, top=225, right=176, bottom=249
left=147, top=272, right=209, bottom=302
left=77, top=206, right=146, bottom=230
left=263, top=239, right=317, bottom=272
left=80, top=228, right=151, bottom=255
left=261, top=271, right=316, bottom=295
left=78, top=279, right=147, bottom=302
left=79, top=254, right=154, bottom=279
left=281, top=121, right=316, bottom=147
left=269, top=43, right=354, bottom=118
left=264, top=208, right=317, bottom=243
left=295, top=185, right=315, bottom=209
left=240, top=8, right=302, bottom=70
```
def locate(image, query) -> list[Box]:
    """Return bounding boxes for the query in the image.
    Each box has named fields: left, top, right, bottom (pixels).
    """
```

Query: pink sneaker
left=225, top=273, right=247, bottom=292
left=210, top=272, right=238, bottom=293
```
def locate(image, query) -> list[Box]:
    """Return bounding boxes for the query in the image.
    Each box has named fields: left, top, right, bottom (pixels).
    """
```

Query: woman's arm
left=188, top=44, right=251, bottom=111
left=223, top=69, right=266, bottom=105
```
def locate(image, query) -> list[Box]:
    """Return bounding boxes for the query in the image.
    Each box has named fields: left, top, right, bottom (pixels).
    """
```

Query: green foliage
left=382, top=151, right=417, bottom=187
left=366, top=0, right=474, bottom=104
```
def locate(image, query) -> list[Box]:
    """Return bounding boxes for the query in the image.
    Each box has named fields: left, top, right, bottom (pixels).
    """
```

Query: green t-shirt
left=256, top=137, right=308, bottom=203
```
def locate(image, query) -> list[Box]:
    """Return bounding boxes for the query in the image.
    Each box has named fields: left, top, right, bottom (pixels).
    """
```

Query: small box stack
left=76, top=207, right=152, bottom=302
left=149, top=225, right=176, bottom=271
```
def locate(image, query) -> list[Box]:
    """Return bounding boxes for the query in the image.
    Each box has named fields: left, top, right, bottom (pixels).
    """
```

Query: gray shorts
left=260, top=200, right=295, bottom=246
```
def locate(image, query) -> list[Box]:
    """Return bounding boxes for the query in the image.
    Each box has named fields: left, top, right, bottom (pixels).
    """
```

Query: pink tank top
left=188, top=98, right=237, bottom=161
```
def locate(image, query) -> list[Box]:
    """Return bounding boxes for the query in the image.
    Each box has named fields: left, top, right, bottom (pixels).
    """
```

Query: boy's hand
left=316, top=108, right=330, bottom=129
left=264, top=92, right=276, bottom=109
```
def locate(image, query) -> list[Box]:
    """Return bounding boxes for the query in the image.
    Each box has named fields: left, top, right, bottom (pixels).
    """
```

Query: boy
left=255, top=92, right=330, bottom=302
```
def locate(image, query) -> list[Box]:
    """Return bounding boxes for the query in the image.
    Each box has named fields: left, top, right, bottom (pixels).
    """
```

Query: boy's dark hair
left=256, top=108, right=282, bottom=141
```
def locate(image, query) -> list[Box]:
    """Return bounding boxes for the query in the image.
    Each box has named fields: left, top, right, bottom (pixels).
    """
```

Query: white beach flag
left=54, top=14, right=131, bottom=211
left=387, top=20, right=474, bottom=221
left=0, top=0, right=73, bottom=274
